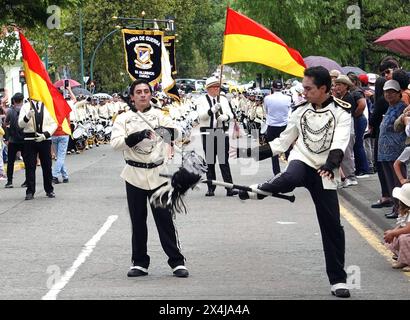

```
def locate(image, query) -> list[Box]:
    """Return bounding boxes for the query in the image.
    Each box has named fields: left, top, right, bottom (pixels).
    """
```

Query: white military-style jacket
left=18, top=100, right=57, bottom=139
left=268, top=96, right=351, bottom=170
left=74, top=100, right=88, bottom=122
left=110, top=106, right=179, bottom=190
left=197, top=94, right=234, bottom=130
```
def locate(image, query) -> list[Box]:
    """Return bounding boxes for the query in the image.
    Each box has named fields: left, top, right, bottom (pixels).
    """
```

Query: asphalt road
left=0, top=131, right=409, bottom=300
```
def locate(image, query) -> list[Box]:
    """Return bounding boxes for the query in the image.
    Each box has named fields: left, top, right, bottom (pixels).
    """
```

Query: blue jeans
left=353, top=115, right=370, bottom=174
left=52, top=135, right=69, bottom=179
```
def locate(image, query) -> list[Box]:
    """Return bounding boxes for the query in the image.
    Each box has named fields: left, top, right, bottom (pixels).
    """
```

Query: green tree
left=231, top=0, right=409, bottom=79
left=38, top=0, right=228, bottom=92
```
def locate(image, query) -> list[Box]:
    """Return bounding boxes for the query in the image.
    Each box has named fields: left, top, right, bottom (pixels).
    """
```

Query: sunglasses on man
left=381, top=68, right=394, bottom=77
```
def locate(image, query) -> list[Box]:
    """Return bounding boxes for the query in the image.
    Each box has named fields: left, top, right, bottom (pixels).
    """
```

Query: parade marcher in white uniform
left=197, top=76, right=237, bottom=197
left=18, top=99, right=58, bottom=200
left=263, top=80, right=292, bottom=175
left=233, top=67, right=352, bottom=298
left=111, top=79, right=188, bottom=278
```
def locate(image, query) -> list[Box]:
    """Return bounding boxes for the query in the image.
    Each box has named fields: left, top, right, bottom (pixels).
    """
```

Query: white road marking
left=276, top=221, right=297, bottom=225
left=42, top=215, right=118, bottom=300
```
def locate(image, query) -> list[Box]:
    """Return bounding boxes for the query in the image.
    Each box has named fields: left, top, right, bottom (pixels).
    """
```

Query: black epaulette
left=333, top=97, right=352, bottom=113
left=292, top=99, right=309, bottom=111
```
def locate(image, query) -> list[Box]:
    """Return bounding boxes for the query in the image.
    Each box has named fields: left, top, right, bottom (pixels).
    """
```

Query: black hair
left=347, top=73, right=360, bottom=87
left=379, top=59, right=400, bottom=73
left=392, top=69, right=410, bottom=90
left=129, top=79, right=153, bottom=96
left=374, top=76, right=386, bottom=101
left=12, top=92, right=24, bottom=103
left=304, top=66, right=332, bottom=93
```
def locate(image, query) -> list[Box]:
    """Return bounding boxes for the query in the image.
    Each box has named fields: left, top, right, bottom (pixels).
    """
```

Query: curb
left=339, top=188, right=393, bottom=231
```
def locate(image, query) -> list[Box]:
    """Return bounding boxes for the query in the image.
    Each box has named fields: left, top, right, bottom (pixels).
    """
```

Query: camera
left=64, top=79, right=69, bottom=88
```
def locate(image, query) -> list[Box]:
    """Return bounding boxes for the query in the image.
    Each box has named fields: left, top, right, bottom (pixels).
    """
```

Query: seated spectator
left=384, top=183, right=410, bottom=272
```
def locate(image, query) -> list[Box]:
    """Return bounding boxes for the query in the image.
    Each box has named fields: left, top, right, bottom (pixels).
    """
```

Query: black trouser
left=24, top=140, right=53, bottom=196
left=266, top=125, right=287, bottom=175
left=374, top=137, right=390, bottom=198
left=68, top=123, right=77, bottom=152
left=260, top=160, right=347, bottom=285
left=200, top=127, right=234, bottom=192
left=6, top=142, right=25, bottom=183
left=380, top=161, right=405, bottom=213
left=126, top=182, right=185, bottom=269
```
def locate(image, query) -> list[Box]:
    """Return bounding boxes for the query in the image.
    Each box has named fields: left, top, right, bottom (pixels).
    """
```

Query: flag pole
left=218, top=4, right=230, bottom=97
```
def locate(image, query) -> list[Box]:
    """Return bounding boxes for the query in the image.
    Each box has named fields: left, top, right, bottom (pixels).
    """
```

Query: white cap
left=367, top=73, right=377, bottom=84
left=393, top=184, right=410, bottom=207
left=205, top=76, right=220, bottom=89
left=383, top=80, right=401, bottom=92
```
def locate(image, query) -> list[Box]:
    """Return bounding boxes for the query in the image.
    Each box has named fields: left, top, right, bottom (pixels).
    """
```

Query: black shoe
left=63, top=178, right=69, bottom=183
left=331, top=288, right=351, bottom=298
left=371, top=200, right=394, bottom=208
left=238, top=190, right=250, bottom=200
left=205, top=190, right=215, bottom=197
left=173, top=266, right=189, bottom=278
left=5, top=182, right=13, bottom=188
left=46, top=192, right=56, bottom=198
left=331, top=284, right=350, bottom=298
left=385, top=212, right=398, bottom=219
left=127, top=267, right=148, bottom=277
left=226, top=189, right=239, bottom=197
left=52, top=177, right=60, bottom=184
left=21, top=182, right=27, bottom=188
left=25, top=194, right=34, bottom=201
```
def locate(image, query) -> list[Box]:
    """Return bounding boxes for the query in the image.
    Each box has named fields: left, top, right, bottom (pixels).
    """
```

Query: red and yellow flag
left=222, top=8, right=306, bottom=77
left=19, top=32, right=71, bottom=134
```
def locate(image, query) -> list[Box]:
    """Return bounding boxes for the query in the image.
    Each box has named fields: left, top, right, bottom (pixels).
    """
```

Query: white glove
left=27, top=109, right=35, bottom=119
left=34, top=133, right=47, bottom=142
left=211, top=103, right=222, bottom=113
left=217, top=114, right=229, bottom=123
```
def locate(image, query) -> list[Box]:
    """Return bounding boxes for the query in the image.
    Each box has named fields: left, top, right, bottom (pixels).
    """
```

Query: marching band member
left=233, top=67, right=352, bottom=298
left=197, top=76, right=237, bottom=197
left=18, top=98, right=57, bottom=200
left=111, top=79, right=188, bottom=278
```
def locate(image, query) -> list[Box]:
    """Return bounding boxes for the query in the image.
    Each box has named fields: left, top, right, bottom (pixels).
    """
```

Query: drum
left=96, top=124, right=104, bottom=132
left=73, top=126, right=85, bottom=139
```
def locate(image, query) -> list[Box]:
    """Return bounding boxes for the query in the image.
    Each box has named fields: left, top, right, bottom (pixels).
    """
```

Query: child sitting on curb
left=384, top=183, right=410, bottom=271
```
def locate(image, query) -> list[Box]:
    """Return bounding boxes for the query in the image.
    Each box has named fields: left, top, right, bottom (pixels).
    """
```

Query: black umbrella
left=72, top=87, right=92, bottom=96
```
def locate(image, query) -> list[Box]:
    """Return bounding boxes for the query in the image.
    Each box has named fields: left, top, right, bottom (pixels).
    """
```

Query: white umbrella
left=93, top=93, right=112, bottom=99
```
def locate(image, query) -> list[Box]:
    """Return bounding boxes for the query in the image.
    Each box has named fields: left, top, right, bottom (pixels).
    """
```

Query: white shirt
left=197, top=94, right=234, bottom=129
left=18, top=101, right=57, bottom=137
left=263, top=92, right=292, bottom=127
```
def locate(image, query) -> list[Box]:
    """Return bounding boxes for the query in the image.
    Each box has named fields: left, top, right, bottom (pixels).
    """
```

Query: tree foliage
left=232, top=0, right=410, bottom=80
left=2, top=0, right=409, bottom=91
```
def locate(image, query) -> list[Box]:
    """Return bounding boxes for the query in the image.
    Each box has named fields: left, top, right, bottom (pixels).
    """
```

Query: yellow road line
left=3, top=161, right=25, bottom=173
left=340, top=204, right=410, bottom=280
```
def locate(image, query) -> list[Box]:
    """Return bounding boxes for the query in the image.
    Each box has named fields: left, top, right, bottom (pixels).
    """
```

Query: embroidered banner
left=122, top=29, right=163, bottom=85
